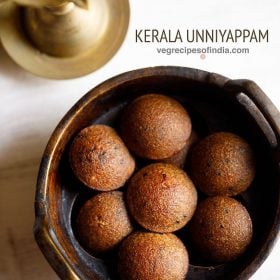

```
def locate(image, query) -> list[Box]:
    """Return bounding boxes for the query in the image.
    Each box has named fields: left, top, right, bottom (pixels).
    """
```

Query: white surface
left=0, top=0, right=279, bottom=279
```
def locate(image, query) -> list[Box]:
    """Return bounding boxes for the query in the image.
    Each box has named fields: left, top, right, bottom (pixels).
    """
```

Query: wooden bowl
left=34, top=66, right=280, bottom=280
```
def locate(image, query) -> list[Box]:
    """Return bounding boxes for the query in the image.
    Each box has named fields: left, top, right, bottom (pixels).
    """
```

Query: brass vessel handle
left=0, top=0, right=87, bottom=9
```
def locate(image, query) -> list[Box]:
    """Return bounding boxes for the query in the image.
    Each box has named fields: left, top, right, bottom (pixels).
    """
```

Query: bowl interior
left=36, top=68, right=280, bottom=280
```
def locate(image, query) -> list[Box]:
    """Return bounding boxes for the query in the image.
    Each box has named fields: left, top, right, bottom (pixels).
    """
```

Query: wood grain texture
left=0, top=42, right=78, bottom=280
left=0, top=162, right=58, bottom=280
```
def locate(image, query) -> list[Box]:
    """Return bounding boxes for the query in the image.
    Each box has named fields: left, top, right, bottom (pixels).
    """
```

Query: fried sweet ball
left=69, top=125, right=135, bottom=191
left=118, top=232, right=189, bottom=280
left=190, top=132, right=256, bottom=196
left=189, top=196, right=253, bottom=263
left=76, top=191, right=133, bottom=254
left=121, top=94, right=192, bottom=160
left=127, top=163, right=197, bottom=233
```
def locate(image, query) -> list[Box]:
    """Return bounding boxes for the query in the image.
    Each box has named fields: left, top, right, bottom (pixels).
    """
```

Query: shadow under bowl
left=34, top=66, right=280, bottom=280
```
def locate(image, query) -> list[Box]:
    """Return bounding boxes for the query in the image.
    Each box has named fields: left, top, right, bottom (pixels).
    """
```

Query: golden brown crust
left=118, top=232, right=189, bottom=280
left=127, top=163, right=197, bottom=233
left=190, top=132, right=256, bottom=196
left=120, top=94, right=192, bottom=160
left=69, top=125, right=135, bottom=191
left=76, top=191, right=133, bottom=254
left=190, top=196, right=253, bottom=263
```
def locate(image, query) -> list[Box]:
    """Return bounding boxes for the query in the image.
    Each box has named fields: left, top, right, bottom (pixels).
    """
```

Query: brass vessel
left=0, top=0, right=129, bottom=79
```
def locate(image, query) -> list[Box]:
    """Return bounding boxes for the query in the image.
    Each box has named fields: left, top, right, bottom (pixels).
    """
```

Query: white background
left=0, top=0, right=279, bottom=279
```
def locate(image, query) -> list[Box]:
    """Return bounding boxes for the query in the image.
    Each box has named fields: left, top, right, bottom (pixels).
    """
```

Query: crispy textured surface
left=121, top=94, right=192, bottom=160
left=190, top=196, right=253, bottom=263
left=190, top=132, right=256, bottom=196
left=69, top=125, right=135, bottom=191
left=118, top=232, right=189, bottom=280
left=76, top=191, right=133, bottom=254
left=127, top=163, right=197, bottom=233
